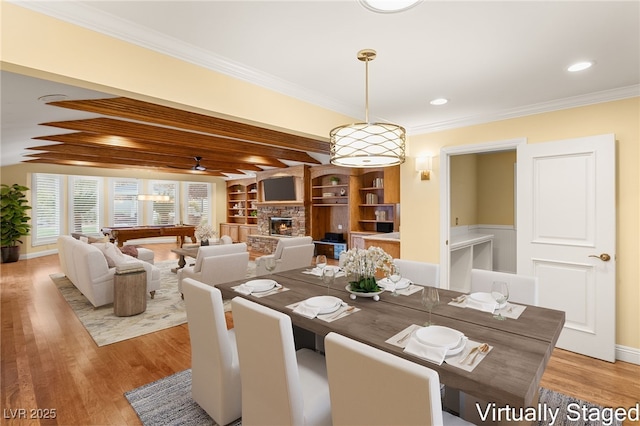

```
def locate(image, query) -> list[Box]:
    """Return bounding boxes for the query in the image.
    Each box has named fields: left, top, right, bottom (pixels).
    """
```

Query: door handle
left=588, top=253, right=611, bottom=262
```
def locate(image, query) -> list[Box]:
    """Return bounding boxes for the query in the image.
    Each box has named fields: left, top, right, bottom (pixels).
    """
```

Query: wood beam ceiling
left=28, top=97, right=329, bottom=177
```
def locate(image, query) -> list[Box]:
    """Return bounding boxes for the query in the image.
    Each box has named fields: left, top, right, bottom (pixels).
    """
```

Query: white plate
left=303, top=296, right=342, bottom=314
left=445, top=336, right=467, bottom=356
left=470, top=292, right=507, bottom=308
left=378, top=277, right=411, bottom=290
left=414, top=326, right=464, bottom=349
left=345, top=285, right=384, bottom=298
left=244, top=279, right=277, bottom=293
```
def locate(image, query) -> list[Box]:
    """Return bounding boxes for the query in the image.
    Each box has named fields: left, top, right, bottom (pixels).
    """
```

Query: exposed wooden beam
left=32, top=133, right=289, bottom=168
left=40, top=118, right=322, bottom=164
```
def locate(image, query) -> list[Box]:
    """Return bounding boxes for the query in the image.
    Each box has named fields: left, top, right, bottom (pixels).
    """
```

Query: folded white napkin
left=465, top=298, right=498, bottom=313
left=404, top=338, right=448, bottom=365
left=233, top=283, right=280, bottom=296
left=293, top=302, right=321, bottom=319
left=303, top=265, right=345, bottom=277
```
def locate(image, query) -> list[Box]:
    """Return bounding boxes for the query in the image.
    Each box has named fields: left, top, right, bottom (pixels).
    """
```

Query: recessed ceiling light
left=37, top=94, right=69, bottom=103
left=360, top=0, right=422, bottom=13
left=430, top=98, right=448, bottom=106
left=567, top=61, right=594, bottom=72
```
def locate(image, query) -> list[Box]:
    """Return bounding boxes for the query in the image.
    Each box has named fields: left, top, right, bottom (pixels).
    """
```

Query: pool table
left=102, top=225, right=196, bottom=247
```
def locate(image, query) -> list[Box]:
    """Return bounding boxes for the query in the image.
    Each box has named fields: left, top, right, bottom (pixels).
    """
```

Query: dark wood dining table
left=215, top=267, right=565, bottom=417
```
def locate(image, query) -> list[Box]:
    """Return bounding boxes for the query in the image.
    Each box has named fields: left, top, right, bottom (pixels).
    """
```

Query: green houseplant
left=1, top=184, right=32, bottom=263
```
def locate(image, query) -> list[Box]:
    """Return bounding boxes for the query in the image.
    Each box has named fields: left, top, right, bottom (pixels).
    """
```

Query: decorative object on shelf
left=340, top=188, right=347, bottom=196
left=330, top=176, right=340, bottom=185
left=341, top=246, right=393, bottom=296
left=1, top=184, right=32, bottom=263
left=415, top=156, right=433, bottom=180
left=329, top=49, right=406, bottom=168
left=195, top=222, right=217, bottom=246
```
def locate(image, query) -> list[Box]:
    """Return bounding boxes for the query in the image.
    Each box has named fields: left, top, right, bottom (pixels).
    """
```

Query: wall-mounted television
left=263, top=176, right=296, bottom=201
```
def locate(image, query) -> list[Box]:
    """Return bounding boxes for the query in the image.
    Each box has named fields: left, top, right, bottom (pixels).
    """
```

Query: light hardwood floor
left=1, top=243, right=638, bottom=425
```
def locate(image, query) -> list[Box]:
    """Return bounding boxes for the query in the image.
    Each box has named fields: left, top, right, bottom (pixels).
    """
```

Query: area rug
left=51, top=259, right=256, bottom=347
left=125, top=369, right=622, bottom=426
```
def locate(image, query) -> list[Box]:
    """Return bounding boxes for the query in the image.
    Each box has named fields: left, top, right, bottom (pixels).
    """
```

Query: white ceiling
left=2, top=0, right=639, bottom=168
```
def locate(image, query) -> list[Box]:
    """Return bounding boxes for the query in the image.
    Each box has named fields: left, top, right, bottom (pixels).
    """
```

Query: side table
left=113, top=266, right=147, bottom=316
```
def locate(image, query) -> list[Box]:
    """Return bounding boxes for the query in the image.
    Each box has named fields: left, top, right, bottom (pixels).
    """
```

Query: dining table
left=215, top=267, right=565, bottom=422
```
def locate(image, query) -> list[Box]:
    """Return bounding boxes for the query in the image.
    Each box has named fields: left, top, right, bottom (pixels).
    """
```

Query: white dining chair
left=324, top=332, right=473, bottom=426
left=182, top=278, right=242, bottom=426
left=470, top=268, right=539, bottom=305
left=231, top=296, right=332, bottom=426
left=393, top=258, right=440, bottom=287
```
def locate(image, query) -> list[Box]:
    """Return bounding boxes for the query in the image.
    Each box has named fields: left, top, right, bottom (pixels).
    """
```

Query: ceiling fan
left=192, top=156, right=206, bottom=171
left=166, top=156, right=207, bottom=171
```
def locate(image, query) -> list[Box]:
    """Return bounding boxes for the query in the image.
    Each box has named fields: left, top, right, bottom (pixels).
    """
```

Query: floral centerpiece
left=341, top=246, right=393, bottom=293
left=195, top=222, right=217, bottom=245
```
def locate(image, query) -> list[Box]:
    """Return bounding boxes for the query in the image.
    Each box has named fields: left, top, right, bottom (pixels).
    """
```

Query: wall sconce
left=137, top=194, right=171, bottom=202
left=415, top=156, right=432, bottom=180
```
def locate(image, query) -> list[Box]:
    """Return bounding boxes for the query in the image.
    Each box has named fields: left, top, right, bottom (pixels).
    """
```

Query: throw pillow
left=92, top=242, right=127, bottom=267
left=120, top=245, right=139, bottom=258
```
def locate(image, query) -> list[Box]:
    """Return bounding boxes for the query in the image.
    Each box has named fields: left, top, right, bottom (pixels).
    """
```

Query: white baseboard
left=616, top=344, right=640, bottom=365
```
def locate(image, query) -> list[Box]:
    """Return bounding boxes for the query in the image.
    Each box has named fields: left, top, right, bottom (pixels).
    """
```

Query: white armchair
left=255, top=236, right=315, bottom=276
left=177, top=243, right=249, bottom=294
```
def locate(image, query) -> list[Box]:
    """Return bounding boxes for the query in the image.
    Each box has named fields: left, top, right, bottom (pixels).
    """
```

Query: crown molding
left=408, top=85, right=639, bottom=135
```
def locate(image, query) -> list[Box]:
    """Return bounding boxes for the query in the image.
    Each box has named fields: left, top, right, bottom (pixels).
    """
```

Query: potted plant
left=330, top=176, right=340, bottom=186
left=1, top=184, right=32, bottom=263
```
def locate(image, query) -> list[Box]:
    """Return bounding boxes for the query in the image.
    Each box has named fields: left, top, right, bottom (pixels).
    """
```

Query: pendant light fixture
left=330, top=49, right=406, bottom=168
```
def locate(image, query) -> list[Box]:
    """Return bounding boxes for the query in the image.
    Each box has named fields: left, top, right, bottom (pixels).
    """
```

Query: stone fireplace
left=247, top=204, right=310, bottom=253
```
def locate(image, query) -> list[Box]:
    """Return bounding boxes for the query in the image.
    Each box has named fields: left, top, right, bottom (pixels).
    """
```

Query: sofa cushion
left=91, top=242, right=128, bottom=267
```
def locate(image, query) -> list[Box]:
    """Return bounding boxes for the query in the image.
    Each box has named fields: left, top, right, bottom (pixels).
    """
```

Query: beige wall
left=2, top=4, right=638, bottom=351
left=449, top=151, right=516, bottom=226
left=403, top=97, right=639, bottom=350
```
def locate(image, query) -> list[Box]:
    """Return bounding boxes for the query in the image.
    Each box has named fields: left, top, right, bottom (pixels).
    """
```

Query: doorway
left=439, top=138, right=526, bottom=289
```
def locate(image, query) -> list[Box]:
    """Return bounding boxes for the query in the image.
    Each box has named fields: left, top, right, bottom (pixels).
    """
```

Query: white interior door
left=517, top=134, right=616, bottom=362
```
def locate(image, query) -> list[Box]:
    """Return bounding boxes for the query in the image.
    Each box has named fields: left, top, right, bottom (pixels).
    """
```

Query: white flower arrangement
left=341, top=246, right=393, bottom=293
left=195, top=223, right=217, bottom=241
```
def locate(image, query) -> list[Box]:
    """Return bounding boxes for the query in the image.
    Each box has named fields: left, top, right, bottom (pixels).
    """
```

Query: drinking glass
left=491, top=281, right=510, bottom=320
left=387, top=264, right=402, bottom=297
left=264, top=257, right=277, bottom=276
left=316, top=255, right=327, bottom=277
left=421, top=287, right=440, bottom=326
left=322, top=268, right=335, bottom=295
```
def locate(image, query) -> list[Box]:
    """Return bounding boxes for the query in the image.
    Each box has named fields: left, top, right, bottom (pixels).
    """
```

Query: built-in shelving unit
left=309, top=165, right=353, bottom=244
left=355, top=167, right=400, bottom=233
left=221, top=177, right=258, bottom=242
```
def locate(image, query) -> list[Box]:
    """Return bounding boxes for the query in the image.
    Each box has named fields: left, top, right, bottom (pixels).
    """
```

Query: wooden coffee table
left=171, top=246, right=199, bottom=272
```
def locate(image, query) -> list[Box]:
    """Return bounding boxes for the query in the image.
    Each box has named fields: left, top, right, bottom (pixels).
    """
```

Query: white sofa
left=255, top=236, right=315, bottom=276
left=57, top=235, right=161, bottom=308
left=177, top=243, right=250, bottom=294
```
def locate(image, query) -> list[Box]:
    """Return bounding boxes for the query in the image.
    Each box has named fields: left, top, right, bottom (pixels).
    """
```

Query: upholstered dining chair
left=254, top=236, right=315, bottom=276
left=324, top=332, right=473, bottom=426
left=182, top=278, right=242, bottom=426
left=393, top=258, right=440, bottom=287
left=177, top=242, right=249, bottom=295
left=231, top=296, right=332, bottom=426
left=470, top=269, right=539, bottom=305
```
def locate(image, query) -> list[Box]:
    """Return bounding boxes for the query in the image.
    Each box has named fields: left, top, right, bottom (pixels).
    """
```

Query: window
left=183, top=182, right=211, bottom=226
left=70, top=176, right=102, bottom=235
left=111, top=178, right=140, bottom=226
left=32, top=174, right=63, bottom=245
left=149, top=181, right=177, bottom=225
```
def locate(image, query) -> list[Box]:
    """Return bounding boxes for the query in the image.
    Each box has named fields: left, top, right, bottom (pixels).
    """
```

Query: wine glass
left=264, top=257, right=277, bottom=276
left=491, top=281, right=509, bottom=320
left=322, top=267, right=335, bottom=295
left=387, top=264, right=402, bottom=297
left=421, top=287, right=440, bottom=326
left=316, top=255, right=327, bottom=277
